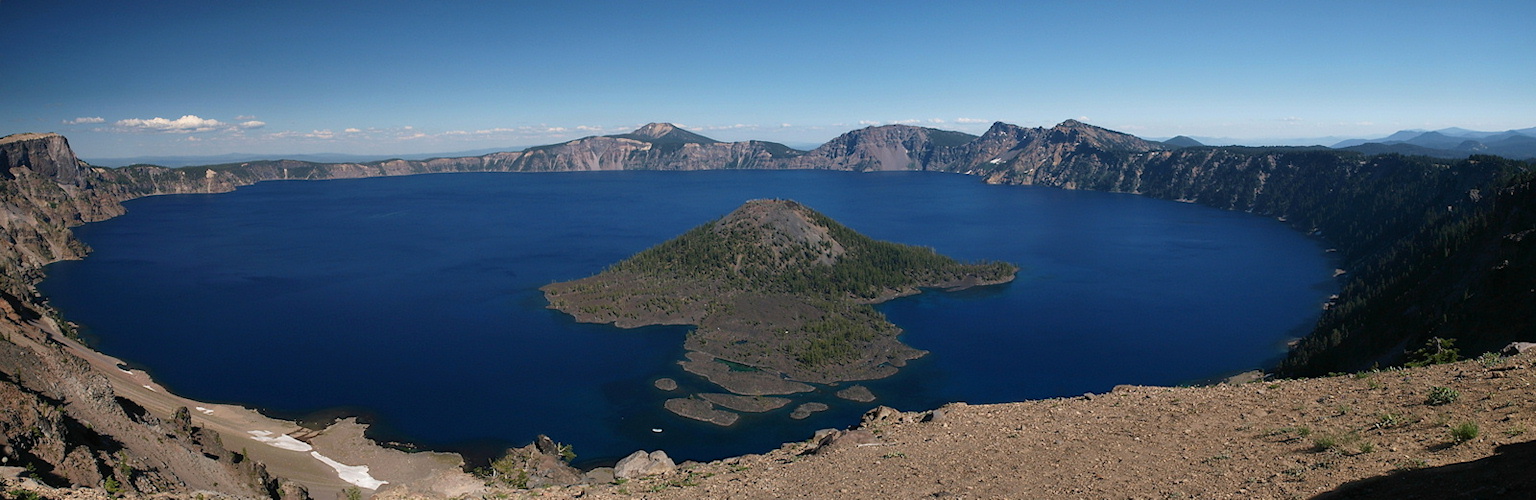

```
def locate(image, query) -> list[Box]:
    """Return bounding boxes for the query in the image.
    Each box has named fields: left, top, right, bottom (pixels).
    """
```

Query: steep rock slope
left=0, top=133, right=279, bottom=497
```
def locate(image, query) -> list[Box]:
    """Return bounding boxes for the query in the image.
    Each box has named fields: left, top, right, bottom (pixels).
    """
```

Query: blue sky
left=3, top=0, right=1532, bottom=158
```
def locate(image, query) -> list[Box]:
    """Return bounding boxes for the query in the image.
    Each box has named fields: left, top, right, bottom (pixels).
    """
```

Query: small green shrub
left=1406, top=337, right=1460, bottom=367
left=1376, top=412, right=1408, bottom=429
left=1313, top=431, right=1360, bottom=453
left=1478, top=351, right=1504, bottom=368
left=102, top=478, right=123, bottom=496
left=1450, top=421, right=1480, bottom=444
left=1425, top=386, right=1460, bottom=406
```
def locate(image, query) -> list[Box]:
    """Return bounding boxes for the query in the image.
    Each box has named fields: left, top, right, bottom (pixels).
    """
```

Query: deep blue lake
left=40, top=170, right=1335, bottom=466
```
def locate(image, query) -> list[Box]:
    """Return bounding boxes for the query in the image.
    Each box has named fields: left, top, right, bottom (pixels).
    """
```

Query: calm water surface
left=40, top=170, right=1336, bottom=465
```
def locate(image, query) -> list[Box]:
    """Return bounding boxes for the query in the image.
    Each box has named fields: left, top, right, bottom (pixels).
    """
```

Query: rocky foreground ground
left=5, top=348, right=1534, bottom=499
left=480, top=349, right=1534, bottom=500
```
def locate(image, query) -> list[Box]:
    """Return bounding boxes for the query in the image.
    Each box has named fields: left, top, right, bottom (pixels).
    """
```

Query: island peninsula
left=541, top=199, right=1016, bottom=424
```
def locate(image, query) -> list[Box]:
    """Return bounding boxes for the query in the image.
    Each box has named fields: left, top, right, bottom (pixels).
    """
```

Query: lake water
left=40, top=170, right=1336, bottom=466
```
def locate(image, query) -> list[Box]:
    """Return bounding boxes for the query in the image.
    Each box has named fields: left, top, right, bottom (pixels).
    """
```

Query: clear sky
left=3, top=0, right=1532, bottom=158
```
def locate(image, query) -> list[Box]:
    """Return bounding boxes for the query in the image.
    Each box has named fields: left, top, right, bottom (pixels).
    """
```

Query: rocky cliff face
left=0, top=133, right=279, bottom=497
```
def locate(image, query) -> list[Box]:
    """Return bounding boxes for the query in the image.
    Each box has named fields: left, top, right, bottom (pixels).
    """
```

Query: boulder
left=582, top=467, right=616, bottom=485
left=808, top=429, right=879, bottom=454
left=614, top=450, right=675, bottom=479
left=1502, top=342, right=1536, bottom=355
left=859, top=406, right=904, bottom=428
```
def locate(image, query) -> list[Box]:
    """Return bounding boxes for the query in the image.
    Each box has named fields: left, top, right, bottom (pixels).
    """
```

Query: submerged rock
left=835, top=385, right=876, bottom=402
left=698, top=393, right=791, bottom=412
left=789, top=402, right=830, bottom=420
left=664, top=398, right=740, bottom=426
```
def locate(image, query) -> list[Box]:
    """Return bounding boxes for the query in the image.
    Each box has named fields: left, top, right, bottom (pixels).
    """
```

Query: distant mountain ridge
left=1332, top=126, right=1536, bottom=159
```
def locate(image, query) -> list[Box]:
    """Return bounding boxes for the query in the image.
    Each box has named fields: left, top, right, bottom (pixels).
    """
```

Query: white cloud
left=954, top=117, right=989, bottom=124
left=238, top=120, right=266, bottom=129
left=344, top=128, right=362, bottom=133
left=235, top=115, right=257, bottom=120
left=63, top=117, right=105, bottom=125
left=1076, top=116, right=1092, bottom=122
left=115, top=115, right=228, bottom=133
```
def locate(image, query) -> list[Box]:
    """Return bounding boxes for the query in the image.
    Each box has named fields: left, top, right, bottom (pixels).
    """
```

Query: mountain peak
left=630, top=122, right=680, bottom=140
left=715, top=199, right=844, bottom=266
left=613, top=122, right=718, bottom=145
left=1163, top=135, right=1205, bottom=148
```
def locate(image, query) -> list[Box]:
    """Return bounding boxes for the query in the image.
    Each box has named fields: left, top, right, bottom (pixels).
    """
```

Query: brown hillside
left=468, top=350, right=1536, bottom=499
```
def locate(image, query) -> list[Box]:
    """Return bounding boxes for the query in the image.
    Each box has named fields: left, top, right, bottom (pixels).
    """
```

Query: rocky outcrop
left=0, top=133, right=89, bottom=184
left=785, top=125, right=977, bottom=171
left=0, top=133, right=124, bottom=296
left=613, top=450, right=675, bottom=479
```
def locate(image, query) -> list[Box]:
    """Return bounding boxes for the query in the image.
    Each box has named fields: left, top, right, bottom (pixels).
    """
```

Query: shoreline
left=34, top=315, right=480, bottom=499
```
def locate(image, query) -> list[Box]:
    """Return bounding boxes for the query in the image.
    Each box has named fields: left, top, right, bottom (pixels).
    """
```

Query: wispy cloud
left=63, top=116, right=105, bottom=125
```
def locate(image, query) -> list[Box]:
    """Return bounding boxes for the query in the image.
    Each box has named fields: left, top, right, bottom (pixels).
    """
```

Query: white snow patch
left=142, top=385, right=156, bottom=391
left=310, top=451, right=387, bottom=489
left=246, top=430, right=314, bottom=452
left=195, top=406, right=214, bottom=415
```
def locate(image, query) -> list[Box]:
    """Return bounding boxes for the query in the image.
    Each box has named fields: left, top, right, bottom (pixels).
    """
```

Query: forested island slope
left=542, top=199, right=1015, bottom=420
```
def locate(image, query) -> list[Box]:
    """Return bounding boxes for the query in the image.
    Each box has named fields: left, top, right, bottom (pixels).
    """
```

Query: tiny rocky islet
left=540, top=198, right=1016, bottom=425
